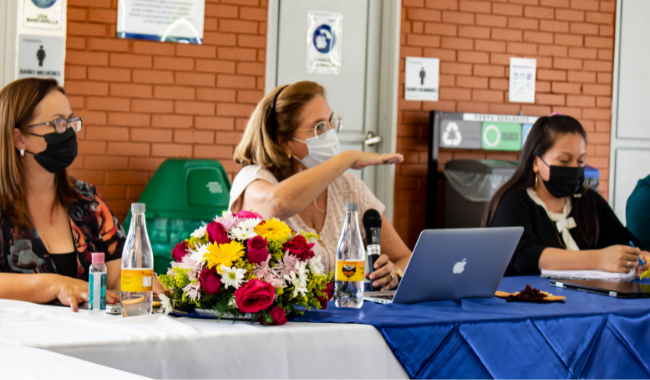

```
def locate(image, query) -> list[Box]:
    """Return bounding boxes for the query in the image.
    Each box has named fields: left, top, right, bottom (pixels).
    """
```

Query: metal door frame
left=265, top=0, right=401, bottom=221
left=0, top=0, right=18, bottom=88
left=608, top=0, right=650, bottom=221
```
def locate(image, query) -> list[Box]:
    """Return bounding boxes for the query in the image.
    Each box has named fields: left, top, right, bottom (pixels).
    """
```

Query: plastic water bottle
left=335, top=202, right=365, bottom=308
left=121, top=203, right=153, bottom=317
left=89, top=252, right=107, bottom=313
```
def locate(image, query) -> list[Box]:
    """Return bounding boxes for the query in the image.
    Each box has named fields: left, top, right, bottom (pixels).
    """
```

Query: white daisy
left=158, top=294, right=172, bottom=315
left=284, top=271, right=308, bottom=298
left=228, top=296, right=238, bottom=308
left=221, top=210, right=233, bottom=219
left=221, top=265, right=247, bottom=289
left=229, top=226, right=258, bottom=241
left=308, top=256, right=325, bottom=276
left=237, top=218, right=263, bottom=230
left=296, top=260, right=308, bottom=287
left=191, top=225, right=207, bottom=239
left=188, top=243, right=209, bottom=264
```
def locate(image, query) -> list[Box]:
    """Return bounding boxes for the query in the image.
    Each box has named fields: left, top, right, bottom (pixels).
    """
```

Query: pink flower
left=282, top=235, right=315, bottom=261
left=266, top=306, right=288, bottom=326
left=317, top=282, right=334, bottom=309
left=171, top=241, right=189, bottom=262
left=234, top=279, right=275, bottom=313
left=276, top=253, right=299, bottom=279
left=236, top=210, right=264, bottom=220
left=247, top=236, right=269, bottom=264
left=207, top=221, right=230, bottom=245
left=199, top=267, right=222, bottom=294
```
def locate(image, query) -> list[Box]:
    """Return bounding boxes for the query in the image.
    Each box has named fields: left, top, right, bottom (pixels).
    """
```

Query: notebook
left=541, top=269, right=636, bottom=281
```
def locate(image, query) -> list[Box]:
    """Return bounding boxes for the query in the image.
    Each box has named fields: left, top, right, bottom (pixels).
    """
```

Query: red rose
left=171, top=241, right=189, bottom=262
left=268, top=306, right=288, bottom=326
left=317, top=282, right=334, bottom=309
left=207, top=221, right=230, bottom=244
left=282, top=235, right=315, bottom=261
left=236, top=210, right=263, bottom=220
left=247, top=236, right=269, bottom=264
left=199, top=267, right=223, bottom=294
left=235, top=279, right=275, bottom=313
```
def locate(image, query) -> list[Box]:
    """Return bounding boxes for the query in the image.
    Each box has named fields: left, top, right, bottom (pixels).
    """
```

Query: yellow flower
left=205, top=241, right=245, bottom=273
left=255, top=218, right=292, bottom=242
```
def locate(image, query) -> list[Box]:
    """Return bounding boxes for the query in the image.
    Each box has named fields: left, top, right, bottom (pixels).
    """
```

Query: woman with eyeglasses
left=483, top=114, right=650, bottom=276
left=0, top=78, right=162, bottom=311
left=230, top=81, right=411, bottom=290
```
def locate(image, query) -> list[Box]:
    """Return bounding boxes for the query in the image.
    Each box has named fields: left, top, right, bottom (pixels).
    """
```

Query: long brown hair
left=482, top=115, right=599, bottom=247
left=0, top=78, right=80, bottom=227
left=233, top=81, right=326, bottom=182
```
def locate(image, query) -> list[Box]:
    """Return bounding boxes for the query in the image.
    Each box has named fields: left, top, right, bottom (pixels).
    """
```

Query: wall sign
left=405, top=57, right=439, bottom=101
left=17, top=35, right=64, bottom=83
left=509, top=57, right=536, bottom=103
left=23, top=0, right=63, bottom=30
left=481, top=122, right=522, bottom=151
left=306, top=11, right=343, bottom=75
left=117, top=0, right=205, bottom=44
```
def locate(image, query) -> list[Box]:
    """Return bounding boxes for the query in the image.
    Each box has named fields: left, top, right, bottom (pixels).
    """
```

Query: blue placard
left=521, top=123, right=533, bottom=147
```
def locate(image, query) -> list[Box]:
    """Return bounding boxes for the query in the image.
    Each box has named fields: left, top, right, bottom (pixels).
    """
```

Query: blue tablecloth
left=294, top=276, right=650, bottom=379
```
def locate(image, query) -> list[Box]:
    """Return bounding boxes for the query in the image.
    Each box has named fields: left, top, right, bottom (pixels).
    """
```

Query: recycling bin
left=122, top=159, right=232, bottom=275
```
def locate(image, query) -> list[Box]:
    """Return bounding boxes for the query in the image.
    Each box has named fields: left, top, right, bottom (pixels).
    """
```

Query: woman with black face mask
left=0, top=78, right=163, bottom=311
left=483, top=114, right=650, bottom=276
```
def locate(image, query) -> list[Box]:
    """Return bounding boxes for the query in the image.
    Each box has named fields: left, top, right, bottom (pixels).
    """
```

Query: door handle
left=364, top=132, right=381, bottom=146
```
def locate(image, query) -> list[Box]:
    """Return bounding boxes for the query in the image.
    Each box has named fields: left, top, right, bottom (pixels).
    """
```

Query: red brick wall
left=395, top=0, right=615, bottom=248
left=65, top=0, right=267, bottom=222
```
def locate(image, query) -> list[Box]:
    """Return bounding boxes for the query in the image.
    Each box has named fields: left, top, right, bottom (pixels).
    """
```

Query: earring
left=287, top=153, right=292, bottom=159
left=534, top=173, right=538, bottom=189
left=20, top=149, right=24, bottom=157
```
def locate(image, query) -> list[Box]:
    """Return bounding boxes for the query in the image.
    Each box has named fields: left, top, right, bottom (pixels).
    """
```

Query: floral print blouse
left=0, top=178, right=125, bottom=281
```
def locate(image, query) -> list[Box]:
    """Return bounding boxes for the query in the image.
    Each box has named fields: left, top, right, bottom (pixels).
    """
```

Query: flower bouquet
left=158, top=210, right=334, bottom=325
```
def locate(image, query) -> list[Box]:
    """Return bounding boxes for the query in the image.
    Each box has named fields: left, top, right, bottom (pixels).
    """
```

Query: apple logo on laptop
left=453, top=258, right=467, bottom=274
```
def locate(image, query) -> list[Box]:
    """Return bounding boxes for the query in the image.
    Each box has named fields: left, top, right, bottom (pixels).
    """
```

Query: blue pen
left=630, top=241, right=644, bottom=265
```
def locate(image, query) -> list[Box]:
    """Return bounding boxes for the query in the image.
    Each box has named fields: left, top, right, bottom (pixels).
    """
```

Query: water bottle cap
left=131, top=203, right=146, bottom=213
left=345, top=202, right=358, bottom=212
left=91, top=252, right=105, bottom=264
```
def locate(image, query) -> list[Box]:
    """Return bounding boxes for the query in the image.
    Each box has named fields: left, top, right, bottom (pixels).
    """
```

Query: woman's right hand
left=348, top=151, right=404, bottom=170
left=53, top=276, right=119, bottom=312
left=597, top=245, right=641, bottom=273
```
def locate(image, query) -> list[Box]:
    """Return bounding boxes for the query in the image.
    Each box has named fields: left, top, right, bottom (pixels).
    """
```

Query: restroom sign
left=306, top=11, right=343, bottom=75
left=17, top=35, right=65, bottom=84
left=405, top=57, right=439, bottom=101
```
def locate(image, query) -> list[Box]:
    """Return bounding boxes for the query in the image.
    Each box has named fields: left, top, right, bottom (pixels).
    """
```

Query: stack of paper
left=540, top=269, right=636, bottom=281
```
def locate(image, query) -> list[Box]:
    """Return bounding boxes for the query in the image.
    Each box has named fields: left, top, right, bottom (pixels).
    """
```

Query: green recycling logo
left=442, top=122, right=462, bottom=147
left=482, top=124, right=500, bottom=148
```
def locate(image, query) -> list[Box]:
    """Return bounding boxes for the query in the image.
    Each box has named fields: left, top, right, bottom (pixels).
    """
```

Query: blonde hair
left=234, top=81, right=325, bottom=182
left=0, top=78, right=80, bottom=227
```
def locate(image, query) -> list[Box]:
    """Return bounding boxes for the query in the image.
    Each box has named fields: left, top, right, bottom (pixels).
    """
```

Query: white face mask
left=292, top=129, right=341, bottom=168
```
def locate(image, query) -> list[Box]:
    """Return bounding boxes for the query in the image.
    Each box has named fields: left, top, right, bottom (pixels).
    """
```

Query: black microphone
left=363, top=209, right=382, bottom=285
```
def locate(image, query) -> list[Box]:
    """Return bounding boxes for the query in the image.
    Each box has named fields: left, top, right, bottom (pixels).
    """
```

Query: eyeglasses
left=299, top=115, right=343, bottom=139
left=25, top=117, right=82, bottom=134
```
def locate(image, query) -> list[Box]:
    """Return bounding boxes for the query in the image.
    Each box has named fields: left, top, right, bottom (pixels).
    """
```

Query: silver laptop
left=364, top=227, right=523, bottom=304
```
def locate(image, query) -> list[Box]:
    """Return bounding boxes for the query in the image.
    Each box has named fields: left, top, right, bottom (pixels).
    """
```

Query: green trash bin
left=122, top=158, right=232, bottom=275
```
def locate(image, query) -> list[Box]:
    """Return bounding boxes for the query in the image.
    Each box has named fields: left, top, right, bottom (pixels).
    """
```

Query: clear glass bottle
left=335, top=202, right=365, bottom=308
left=89, top=252, right=107, bottom=313
left=121, top=203, right=154, bottom=317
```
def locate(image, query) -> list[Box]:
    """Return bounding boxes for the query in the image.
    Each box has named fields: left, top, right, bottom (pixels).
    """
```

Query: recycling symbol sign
left=442, top=122, right=462, bottom=147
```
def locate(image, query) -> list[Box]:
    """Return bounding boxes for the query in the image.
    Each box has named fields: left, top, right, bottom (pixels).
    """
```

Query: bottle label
left=121, top=269, right=153, bottom=292
left=89, top=273, right=106, bottom=311
left=336, top=260, right=364, bottom=282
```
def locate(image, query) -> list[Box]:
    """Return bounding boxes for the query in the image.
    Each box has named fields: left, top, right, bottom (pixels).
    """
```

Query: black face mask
left=26, top=127, right=78, bottom=173
left=538, top=157, right=585, bottom=198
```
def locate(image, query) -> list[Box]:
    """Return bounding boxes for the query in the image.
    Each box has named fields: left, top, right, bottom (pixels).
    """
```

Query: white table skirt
left=0, top=300, right=408, bottom=379
left=0, top=345, right=148, bottom=379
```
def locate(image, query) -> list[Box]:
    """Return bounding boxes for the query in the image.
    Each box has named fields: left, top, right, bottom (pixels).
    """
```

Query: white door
left=270, top=0, right=383, bottom=192
left=609, top=0, right=650, bottom=223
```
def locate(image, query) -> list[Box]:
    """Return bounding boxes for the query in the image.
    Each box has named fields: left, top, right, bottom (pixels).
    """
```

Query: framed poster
left=117, top=0, right=205, bottom=44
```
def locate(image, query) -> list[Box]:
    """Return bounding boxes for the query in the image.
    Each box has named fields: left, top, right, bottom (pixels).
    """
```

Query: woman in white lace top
left=229, top=81, right=411, bottom=290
